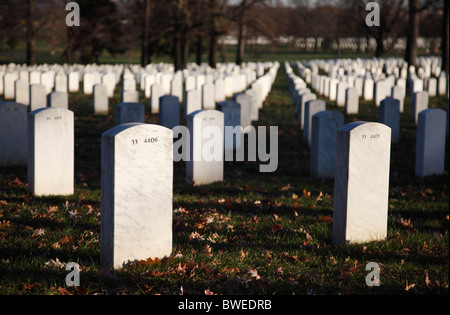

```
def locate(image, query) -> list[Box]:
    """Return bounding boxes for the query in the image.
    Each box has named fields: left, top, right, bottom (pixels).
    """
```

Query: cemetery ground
left=0, top=62, right=448, bottom=296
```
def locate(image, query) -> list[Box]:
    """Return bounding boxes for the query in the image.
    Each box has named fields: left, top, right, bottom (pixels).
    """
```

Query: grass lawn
left=0, top=57, right=448, bottom=297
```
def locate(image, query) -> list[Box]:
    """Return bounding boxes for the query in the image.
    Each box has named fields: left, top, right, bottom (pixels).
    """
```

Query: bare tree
left=404, top=0, right=440, bottom=67
left=141, top=0, right=152, bottom=67
left=207, top=0, right=231, bottom=68
left=0, top=0, right=53, bottom=65
left=349, top=0, right=408, bottom=58
left=232, top=0, right=267, bottom=65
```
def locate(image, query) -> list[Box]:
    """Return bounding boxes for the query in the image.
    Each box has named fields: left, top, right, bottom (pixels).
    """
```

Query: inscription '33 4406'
left=131, top=137, right=159, bottom=145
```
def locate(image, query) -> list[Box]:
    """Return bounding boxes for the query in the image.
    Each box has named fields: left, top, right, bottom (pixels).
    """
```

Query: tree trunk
left=236, top=24, right=246, bottom=65
left=181, top=32, right=189, bottom=70
left=26, top=0, right=35, bottom=66
left=141, top=0, right=151, bottom=67
left=405, top=0, right=419, bottom=67
left=442, top=0, right=449, bottom=74
left=173, top=33, right=182, bottom=71
left=66, top=28, right=74, bottom=64
left=220, top=42, right=227, bottom=63
left=375, top=36, right=385, bottom=58
left=196, top=35, right=203, bottom=66
left=235, top=0, right=247, bottom=66
left=209, top=33, right=218, bottom=68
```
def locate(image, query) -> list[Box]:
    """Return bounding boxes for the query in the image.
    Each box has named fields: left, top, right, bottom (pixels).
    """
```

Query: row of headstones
left=0, top=64, right=278, bottom=269
left=285, top=63, right=448, bottom=252
left=294, top=61, right=447, bottom=112
left=0, top=60, right=441, bottom=270
left=0, top=64, right=271, bottom=119
left=103, top=111, right=446, bottom=268
left=298, top=56, right=447, bottom=93
left=0, top=61, right=272, bottom=103
left=303, top=56, right=443, bottom=83
left=0, top=62, right=277, bottom=171
left=112, top=62, right=278, bottom=124
left=0, top=61, right=278, bottom=264
left=285, top=62, right=448, bottom=180
left=105, top=102, right=447, bottom=268
left=0, top=61, right=279, bottom=187
left=0, top=68, right=84, bottom=99
left=0, top=94, right=266, bottom=193
left=102, top=64, right=281, bottom=268
left=122, top=61, right=272, bottom=96
left=292, top=58, right=449, bottom=136
left=0, top=103, right=74, bottom=195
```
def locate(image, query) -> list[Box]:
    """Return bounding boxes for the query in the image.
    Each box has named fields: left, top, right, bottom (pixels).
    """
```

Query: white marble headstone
left=0, top=102, right=28, bottom=167
left=217, top=100, right=242, bottom=153
left=345, top=87, right=359, bottom=115
left=234, top=93, right=252, bottom=131
left=49, top=91, right=69, bottom=109
left=379, top=98, right=400, bottom=143
left=363, top=78, right=374, bottom=101
left=438, top=74, right=447, bottom=96
left=333, top=122, right=391, bottom=245
left=426, top=77, right=437, bottom=97
left=310, top=110, right=344, bottom=179
left=15, top=80, right=30, bottom=106
left=224, top=76, right=234, bottom=98
left=159, top=95, right=180, bottom=130
left=202, top=83, right=216, bottom=110
left=415, top=109, right=446, bottom=177
left=161, top=73, right=173, bottom=95
left=150, top=84, right=164, bottom=114
left=123, top=78, right=136, bottom=92
left=374, top=80, right=388, bottom=107
left=83, top=73, right=94, bottom=95
left=116, top=102, right=145, bottom=126
left=55, top=73, right=68, bottom=93
left=186, top=110, right=224, bottom=186
left=144, top=74, right=156, bottom=98
left=336, top=81, right=348, bottom=107
left=29, top=71, right=41, bottom=86
left=196, top=74, right=206, bottom=91
left=100, top=123, right=173, bottom=269
left=412, top=91, right=429, bottom=125
left=214, top=79, right=226, bottom=103
left=30, top=84, right=47, bottom=112
left=184, top=89, right=202, bottom=118
left=391, top=85, right=405, bottom=113
left=171, top=77, right=183, bottom=102
left=185, top=75, right=196, bottom=92
left=28, top=107, right=74, bottom=196
left=329, top=79, right=338, bottom=102
left=93, top=84, right=109, bottom=115
left=244, top=88, right=259, bottom=121
left=3, top=72, right=18, bottom=100
left=41, top=71, right=55, bottom=95
left=303, top=99, right=326, bottom=146
left=68, top=72, right=80, bottom=93
left=298, top=93, right=316, bottom=129
left=121, top=90, right=139, bottom=104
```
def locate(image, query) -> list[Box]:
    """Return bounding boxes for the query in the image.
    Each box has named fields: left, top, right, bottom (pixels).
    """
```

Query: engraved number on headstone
left=144, top=137, right=158, bottom=143
left=362, top=134, right=380, bottom=140
left=132, top=138, right=159, bottom=145
left=46, top=116, right=63, bottom=121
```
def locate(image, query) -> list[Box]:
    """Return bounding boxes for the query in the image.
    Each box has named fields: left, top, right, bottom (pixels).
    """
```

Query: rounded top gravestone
left=101, top=123, right=174, bottom=269
left=333, top=122, right=392, bottom=245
